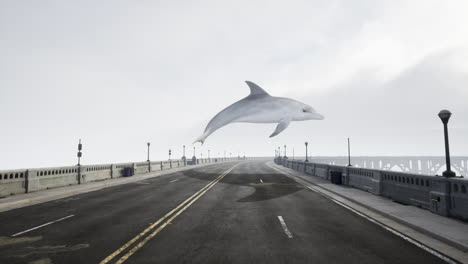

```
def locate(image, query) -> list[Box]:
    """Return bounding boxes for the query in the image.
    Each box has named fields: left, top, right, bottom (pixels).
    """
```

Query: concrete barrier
left=0, top=157, right=242, bottom=198
left=274, top=157, right=468, bottom=221
left=28, top=166, right=79, bottom=193
left=0, top=169, right=26, bottom=197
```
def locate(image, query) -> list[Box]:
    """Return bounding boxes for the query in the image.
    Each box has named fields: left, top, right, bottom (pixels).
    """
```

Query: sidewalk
left=270, top=162, right=468, bottom=262
left=0, top=161, right=230, bottom=213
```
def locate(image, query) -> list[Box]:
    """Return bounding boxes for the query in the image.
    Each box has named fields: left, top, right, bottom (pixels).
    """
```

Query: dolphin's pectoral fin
left=269, top=119, right=290, bottom=137
left=193, top=131, right=210, bottom=145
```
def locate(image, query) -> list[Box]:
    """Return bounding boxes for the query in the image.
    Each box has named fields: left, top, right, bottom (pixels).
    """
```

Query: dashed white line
left=277, top=216, right=293, bottom=239
left=12, top=215, right=75, bottom=237
left=170, top=179, right=179, bottom=183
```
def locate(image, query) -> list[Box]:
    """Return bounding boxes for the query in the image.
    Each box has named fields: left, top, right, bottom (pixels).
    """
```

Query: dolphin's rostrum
left=194, top=81, right=324, bottom=144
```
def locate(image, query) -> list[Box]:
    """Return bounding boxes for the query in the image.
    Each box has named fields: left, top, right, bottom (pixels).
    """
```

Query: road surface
left=0, top=161, right=445, bottom=263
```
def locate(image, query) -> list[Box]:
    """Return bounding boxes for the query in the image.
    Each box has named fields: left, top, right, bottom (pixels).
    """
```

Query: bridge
left=0, top=158, right=467, bottom=263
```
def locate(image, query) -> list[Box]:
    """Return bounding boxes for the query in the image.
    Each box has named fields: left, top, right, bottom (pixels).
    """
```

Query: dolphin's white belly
left=235, top=112, right=280, bottom=123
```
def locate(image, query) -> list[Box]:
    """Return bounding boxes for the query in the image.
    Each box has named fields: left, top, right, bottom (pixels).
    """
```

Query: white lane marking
left=277, top=216, right=293, bottom=239
left=267, top=163, right=458, bottom=264
left=169, top=179, right=179, bottom=183
left=260, top=179, right=263, bottom=183
left=11, top=215, right=75, bottom=237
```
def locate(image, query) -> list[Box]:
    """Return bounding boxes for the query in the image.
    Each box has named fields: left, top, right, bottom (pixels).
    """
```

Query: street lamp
left=77, top=139, right=83, bottom=184
left=284, top=145, right=287, bottom=159
left=147, top=142, right=151, bottom=162
left=438, top=110, right=456, bottom=177
left=168, top=148, right=172, bottom=161
left=182, top=145, right=186, bottom=165
left=278, top=147, right=281, bottom=157
left=77, top=139, right=82, bottom=166
left=347, top=138, right=352, bottom=167
left=305, top=142, right=309, bottom=162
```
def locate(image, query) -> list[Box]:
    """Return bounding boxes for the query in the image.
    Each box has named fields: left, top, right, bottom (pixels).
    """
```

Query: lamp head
left=438, top=109, right=452, bottom=124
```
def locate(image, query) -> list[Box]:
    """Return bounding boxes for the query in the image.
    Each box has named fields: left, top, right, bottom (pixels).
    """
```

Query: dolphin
left=194, top=81, right=324, bottom=144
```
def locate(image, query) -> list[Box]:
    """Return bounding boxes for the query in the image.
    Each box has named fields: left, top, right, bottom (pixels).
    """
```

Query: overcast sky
left=1, top=1, right=467, bottom=170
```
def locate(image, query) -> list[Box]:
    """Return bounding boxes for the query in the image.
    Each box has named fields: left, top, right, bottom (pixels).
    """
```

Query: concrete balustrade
left=276, top=158, right=468, bottom=221
left=0, top=157, right=241, bottom=198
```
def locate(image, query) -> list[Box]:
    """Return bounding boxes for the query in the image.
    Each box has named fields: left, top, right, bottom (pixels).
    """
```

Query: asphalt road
left=0, top=161, right=445, bottom=264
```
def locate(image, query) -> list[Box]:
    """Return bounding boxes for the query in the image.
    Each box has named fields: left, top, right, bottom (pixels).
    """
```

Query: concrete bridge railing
left=305, top=156, right=468, bottom=176
left=275, top=158, right=468, bottom=222
left=0, top=157, right=241, bottom=198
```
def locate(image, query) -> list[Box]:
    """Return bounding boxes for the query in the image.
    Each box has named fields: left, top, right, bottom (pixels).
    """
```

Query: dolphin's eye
left=302, top=108, right=307, bottom=113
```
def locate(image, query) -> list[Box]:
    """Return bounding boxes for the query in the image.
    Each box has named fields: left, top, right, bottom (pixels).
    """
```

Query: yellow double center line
left=100, top=164, right=238, bottom=264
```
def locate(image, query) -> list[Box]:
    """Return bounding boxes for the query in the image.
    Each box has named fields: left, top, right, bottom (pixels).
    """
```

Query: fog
left=1, top=1, right=467, bottom=169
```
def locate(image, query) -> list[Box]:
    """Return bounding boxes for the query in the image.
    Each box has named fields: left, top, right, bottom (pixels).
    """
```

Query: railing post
left=25, top=170, right=30, bottom=193
left=78, top=165, right=82, bottom=184
left=430, top=178, right=451, bottom=216
left=111, top=164, right=115, bottom=179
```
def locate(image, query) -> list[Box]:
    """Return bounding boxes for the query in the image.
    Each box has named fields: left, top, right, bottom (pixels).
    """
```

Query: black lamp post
left=76, top=139, right=83, bottom=184
left=77, top=139, right=82, bottom=166
left=278, top=147, right=281, bottom=157
left=147, top=142, right=150, bottom=162
left=347, top=138, right=352, bottom=167
left=438, top=110, right=456, bottom=177
left=284, top=145, right=287, bottom=159
left=305, top=142, right=309, bottom=162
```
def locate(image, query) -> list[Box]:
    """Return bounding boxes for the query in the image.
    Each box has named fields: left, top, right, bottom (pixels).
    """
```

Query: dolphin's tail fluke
left=193, top=131, right=210, bottom=145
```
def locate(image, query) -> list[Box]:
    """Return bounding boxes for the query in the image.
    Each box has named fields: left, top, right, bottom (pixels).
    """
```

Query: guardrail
left=0, top=157, right=242, bottom=198
left=275, top=157, right=468, bottom=221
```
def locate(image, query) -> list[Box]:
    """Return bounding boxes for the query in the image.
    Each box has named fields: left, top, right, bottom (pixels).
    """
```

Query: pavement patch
left=0, top=235, right=42, bottom=246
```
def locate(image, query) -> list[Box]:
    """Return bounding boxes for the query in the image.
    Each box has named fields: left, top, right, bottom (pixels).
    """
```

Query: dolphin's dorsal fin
left=245, top=81, right=270, bottom=96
